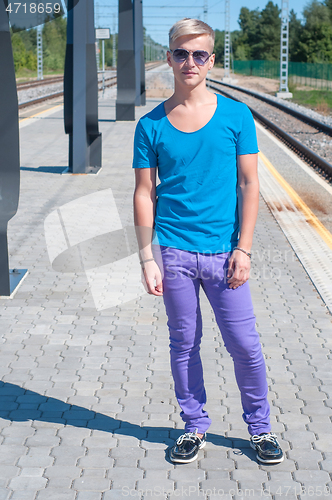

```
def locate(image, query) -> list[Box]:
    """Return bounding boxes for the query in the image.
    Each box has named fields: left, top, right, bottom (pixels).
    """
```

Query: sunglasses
left=169, top=48, right=212, bottom=66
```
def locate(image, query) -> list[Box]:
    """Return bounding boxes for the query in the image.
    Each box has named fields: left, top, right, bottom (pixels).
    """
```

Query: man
left=132, top=18, right=283, bottom=465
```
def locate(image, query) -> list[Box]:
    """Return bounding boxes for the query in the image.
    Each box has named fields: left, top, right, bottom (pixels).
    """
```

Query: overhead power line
left=143, top=5, right=204, bottom=8
left=209, top=0, right=223, bottom=8
left=144, top=24, right=177, bottom=26
left=144, top=15, right=201, bottom=18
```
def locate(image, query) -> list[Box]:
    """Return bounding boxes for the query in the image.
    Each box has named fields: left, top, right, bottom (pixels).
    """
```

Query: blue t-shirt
left=132, top=93, right=258, bottom=254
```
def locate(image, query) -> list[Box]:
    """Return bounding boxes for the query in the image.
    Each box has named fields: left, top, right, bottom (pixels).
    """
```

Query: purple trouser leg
left=156, top=245, right=271, bottom=436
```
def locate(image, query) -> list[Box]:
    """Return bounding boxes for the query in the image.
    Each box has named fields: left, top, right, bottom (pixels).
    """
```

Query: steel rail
left=18, top=76, right=117, bottom=109
left=207, top=81, right=332, bottom=178
left=17, top=74, right=113, bottom=90
left=17, top=76, right=64, bottom=90
left=207, top=77, right=332, bottom=137
left=17, top=61, right=160, bottom=91
left=19, top=91, right=64, bottom=109
left=18, top=61, right=164, bottom=110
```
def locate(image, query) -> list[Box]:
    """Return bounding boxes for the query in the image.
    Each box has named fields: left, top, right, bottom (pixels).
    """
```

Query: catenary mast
left=37, top=25, right=43, bottom=80
left=276, top=0, right=292, bottom=98
left=224, top=0, right=230, bottom=80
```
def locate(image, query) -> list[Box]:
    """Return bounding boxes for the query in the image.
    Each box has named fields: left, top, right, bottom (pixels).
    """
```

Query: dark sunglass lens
left=173, top=49, right=189, bottom=61
left=193, top=51, right=209, bottom=65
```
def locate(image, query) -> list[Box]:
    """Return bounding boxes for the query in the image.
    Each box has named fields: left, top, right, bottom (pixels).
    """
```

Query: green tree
left=104, top=34, right=118, bottom=68
left=235, top=7, right=260, bottom=59
left=42, top=16, right=67, bottom=70
left=289, top=9, right=302, bottom=61
left=18, top=28, right=37, bottom=53
left=325, top=0, right=332, bottom=20
left=229, top=30, right=241, bottom=64
left=251, top=2, right=281, bottom=60
left=233, top=3, right=281, bottom=61
left=11, top=32, right=27, bottom=71
left=25, top=51, right=37, bottom=71
left=11, top=15, right=67, bottom=74
left=295, top=0, right=332, bottom=62
left=213, top=29, right=224, bottom=65
left=225, top=0, right=332, bottom=64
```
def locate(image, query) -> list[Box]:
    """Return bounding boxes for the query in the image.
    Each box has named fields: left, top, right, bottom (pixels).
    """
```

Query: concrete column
left=134, top=0, right=145, bottom=106
left=64, top=0, right=102, bottom=173
left=72, top=0, right=88, bottom=172
left=0, top=1, right=20, bottom=295
left=116, top=0, right=136, bottom=120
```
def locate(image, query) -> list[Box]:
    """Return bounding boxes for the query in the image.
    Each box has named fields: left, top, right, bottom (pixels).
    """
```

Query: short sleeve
left=236, top=105, right=259, bottom=156
left=132, top=119, right=157, bottom=169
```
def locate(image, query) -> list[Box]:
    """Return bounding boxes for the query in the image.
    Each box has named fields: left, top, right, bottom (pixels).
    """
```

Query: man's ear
left=208, top=53, right=215, bottom=70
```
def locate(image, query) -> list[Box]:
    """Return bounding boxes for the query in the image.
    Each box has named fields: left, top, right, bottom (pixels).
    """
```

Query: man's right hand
left=141, top=260, right=163, bottom=296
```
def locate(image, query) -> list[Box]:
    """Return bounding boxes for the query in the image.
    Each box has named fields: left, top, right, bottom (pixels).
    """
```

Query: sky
left=95, top=0, right=310, bottom=47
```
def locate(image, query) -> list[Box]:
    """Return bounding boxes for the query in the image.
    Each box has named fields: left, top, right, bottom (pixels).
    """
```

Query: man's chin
left=177, top=76, right=204, bottom=86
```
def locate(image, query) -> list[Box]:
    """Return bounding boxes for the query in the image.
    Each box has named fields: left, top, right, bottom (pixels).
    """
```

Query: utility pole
left=203, top=0, right=208, bottom=23
left=276, top=0, right=292, bottom=98
left=37, top=25, right=43, bottom=80
left=223, top=0, right=230, bottom=81
left=102, top=38, right=105, bottom=93
left=96, top=28, right=110, bottom=95
left=95, top=41, right=100, bottom=70
left=112, top=13, right=116, bottom=68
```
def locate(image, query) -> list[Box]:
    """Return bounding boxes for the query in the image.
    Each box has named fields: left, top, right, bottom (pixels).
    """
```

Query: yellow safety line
left=19, top=103, right=63, bottom=123
left=258, top=151, right=332, bottom=250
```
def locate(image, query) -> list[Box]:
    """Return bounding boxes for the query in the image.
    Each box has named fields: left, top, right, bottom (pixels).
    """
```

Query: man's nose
left=184, top=52, right=195, bottom=66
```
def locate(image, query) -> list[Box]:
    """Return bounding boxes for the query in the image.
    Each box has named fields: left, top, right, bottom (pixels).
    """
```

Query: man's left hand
left=227, top=249, right=251, bottom=289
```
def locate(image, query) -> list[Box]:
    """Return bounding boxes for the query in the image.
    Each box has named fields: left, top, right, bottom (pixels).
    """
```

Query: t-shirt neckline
left=163, top=93, right=219, bottom=135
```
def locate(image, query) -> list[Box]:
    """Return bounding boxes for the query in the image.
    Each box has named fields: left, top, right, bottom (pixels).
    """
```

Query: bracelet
left=139, top=258, right=155, bottom=266
left=233, top=247, right=252, bottom=259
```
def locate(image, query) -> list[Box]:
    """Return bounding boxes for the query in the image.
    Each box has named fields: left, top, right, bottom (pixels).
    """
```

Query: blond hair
left=169, top=18, right=215, bottom=50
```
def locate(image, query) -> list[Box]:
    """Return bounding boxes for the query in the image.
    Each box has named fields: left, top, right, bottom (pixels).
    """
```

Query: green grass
left=15, top=67, right=63, bottom=82
left=289, top=88, right=332, bottom=114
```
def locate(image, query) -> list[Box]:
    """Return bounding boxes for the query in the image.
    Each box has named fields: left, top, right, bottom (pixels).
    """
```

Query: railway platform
left=0, top=88, right=332, bottom=500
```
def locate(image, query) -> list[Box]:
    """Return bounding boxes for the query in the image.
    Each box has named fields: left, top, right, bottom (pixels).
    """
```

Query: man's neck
left=171, top=78, right=214, bottom=107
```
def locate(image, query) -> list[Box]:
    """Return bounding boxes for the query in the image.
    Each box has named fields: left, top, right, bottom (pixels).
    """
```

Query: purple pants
left=154, top=245, right=271, bottom=436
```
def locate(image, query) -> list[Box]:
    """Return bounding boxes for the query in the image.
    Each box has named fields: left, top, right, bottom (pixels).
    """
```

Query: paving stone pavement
left=0, top=89, right=332, bottom=500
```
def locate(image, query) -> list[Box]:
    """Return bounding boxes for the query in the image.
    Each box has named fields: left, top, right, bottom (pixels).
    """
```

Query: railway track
left=17, top=75, right=64, bottom=90
left=18, top=61, right=163, bottom=110
left=206, top=77, right=332, bottom=179
left=18, top=75, right=117, bottom=110
left=17, top=72, right=115, bottom=91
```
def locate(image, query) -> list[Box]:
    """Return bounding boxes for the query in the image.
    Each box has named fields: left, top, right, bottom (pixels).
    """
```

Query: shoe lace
left=176, top=431, right=200, bottom=446
left=251, top=432, right=278, bottom=445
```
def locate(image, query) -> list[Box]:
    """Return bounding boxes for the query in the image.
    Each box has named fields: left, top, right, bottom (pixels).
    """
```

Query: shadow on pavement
left=20, top=166, right=67, bottom=174
left=0, top=381, right=256, bottom=461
